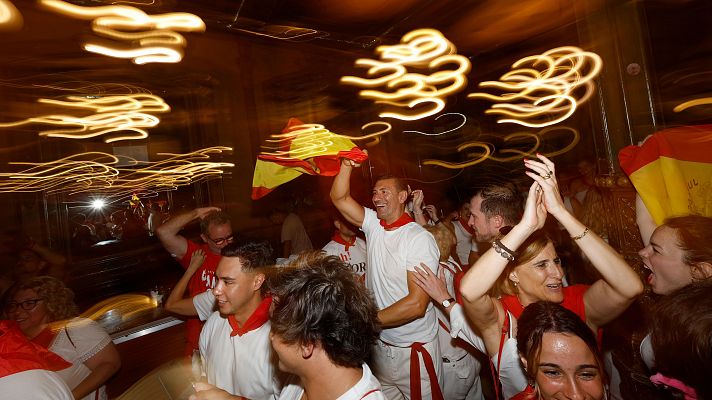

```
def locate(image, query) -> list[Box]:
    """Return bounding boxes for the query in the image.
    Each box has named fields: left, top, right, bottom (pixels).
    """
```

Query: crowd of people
left=1, top=152, right=711, bottom=400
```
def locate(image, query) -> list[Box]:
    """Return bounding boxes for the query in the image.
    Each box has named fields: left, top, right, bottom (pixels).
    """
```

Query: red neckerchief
left=511, top=384, right=537, bottom=400
left=227, top=297, right=272, bottom=337
left=0, top=320, right=71, bottom=378
left=30, top=326, right=57, bottom=349
left=331, top=231, right=355, bottom=251
left=379, top=213, right=414, bottom=231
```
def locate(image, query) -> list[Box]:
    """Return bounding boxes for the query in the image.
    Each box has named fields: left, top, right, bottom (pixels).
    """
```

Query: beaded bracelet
left=492, top=239, right=516, bottom=261
left=571, top=227, right=590, bottom=241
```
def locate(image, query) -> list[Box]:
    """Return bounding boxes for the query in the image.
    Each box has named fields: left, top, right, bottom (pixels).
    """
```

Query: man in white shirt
left=166, top=241, right=279, bottom=400
left=331, top=157, right=443, bottom=400
left=269, top=253, right=384, bottom=400
left=270, top=209, right=313, bottom=259
left=322, top=216, right=368, bottom=282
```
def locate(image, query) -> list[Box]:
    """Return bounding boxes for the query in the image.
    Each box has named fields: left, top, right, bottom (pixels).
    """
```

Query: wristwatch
left=441, top=297, right=456, bottom=308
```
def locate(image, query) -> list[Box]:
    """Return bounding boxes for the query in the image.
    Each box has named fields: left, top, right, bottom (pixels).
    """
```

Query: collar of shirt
left=227, top=297, right=272, bottom=337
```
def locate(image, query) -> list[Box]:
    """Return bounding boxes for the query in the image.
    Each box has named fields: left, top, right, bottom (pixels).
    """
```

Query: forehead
left=216, top=256, right=244, bottom=276
left=651, top=225, right=677, bottom=246
left=470, top=195, right=483, bottom=211
left=374, top=178, right=399, bottom=191
left=539, top=332, right=597, bottom=365
left=13, top=288, right=38, bottom=301
left=208, top=222, right=232, bottom=234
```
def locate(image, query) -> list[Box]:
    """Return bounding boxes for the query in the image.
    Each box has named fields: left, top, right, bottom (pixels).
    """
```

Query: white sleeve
left=405, top=230, right=440, bottom=274
left=193, top=290, right=216, bottom=321
left=65, top=318, right=112, bottom=363
left=448, top=304, right=486, bottom=353
left=360, top=208, right=378, bottom=237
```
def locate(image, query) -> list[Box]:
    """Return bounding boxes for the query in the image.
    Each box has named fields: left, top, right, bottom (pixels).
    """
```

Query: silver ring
left=541, top=171, right=552, bottom=179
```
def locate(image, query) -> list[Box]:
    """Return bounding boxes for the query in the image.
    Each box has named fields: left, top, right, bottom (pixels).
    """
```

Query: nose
left=548, top=263, right=564, bottom=279
left=562, top=379, right=586, bottom=400
left=468, top=214, right=475, bottom=228
left=212, top=281, right=224, bottom=296
left=638, top=245, right=652, bottom=258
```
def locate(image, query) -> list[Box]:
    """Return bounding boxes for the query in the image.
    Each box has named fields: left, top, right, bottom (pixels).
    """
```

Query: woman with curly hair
left=4, top=276, right=120, bottom=400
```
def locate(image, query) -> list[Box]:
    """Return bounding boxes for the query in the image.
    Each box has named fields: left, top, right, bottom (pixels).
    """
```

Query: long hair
left=495, top=230, right=554, bottom=297
left=516, top=301, right=605, bottom=386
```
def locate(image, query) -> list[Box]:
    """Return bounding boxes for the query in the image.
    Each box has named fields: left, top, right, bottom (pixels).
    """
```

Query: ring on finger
left=541, top=171, right=552, bottom=179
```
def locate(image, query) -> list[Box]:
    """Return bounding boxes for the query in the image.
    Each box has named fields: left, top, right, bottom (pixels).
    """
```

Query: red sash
left=331, top=231, right=356, bottom=252
left=228, top=297, right=272, bottom=337
left=379, top=213, right=414, bottom=231
left=409, top=342, right=444, bottom=400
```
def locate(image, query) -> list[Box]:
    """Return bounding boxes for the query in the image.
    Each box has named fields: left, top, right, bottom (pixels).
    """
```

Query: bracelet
left=571, top=227, right=590, bottom=241
left=413, top=211, right=423, bottom=215
left=492, top=239, right=516, bottom=261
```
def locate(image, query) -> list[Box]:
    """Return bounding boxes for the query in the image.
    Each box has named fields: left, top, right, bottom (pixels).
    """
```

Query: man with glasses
left=157, top=207, right=234, bottom=355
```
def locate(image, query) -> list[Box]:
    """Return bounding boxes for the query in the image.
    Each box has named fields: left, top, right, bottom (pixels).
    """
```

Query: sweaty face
left=372, top=179, right=406, bottom=224
left=7, top=288, right=51, bottom=339
left=202, top=222, right=234, bottom=255
left=534, top=332, right=604, bottom=400
left=638, top=225, right=692, bottom=295
left=468, top=195, right=499, bottom=242
left=512, top=242, right=564, bottom=305
left=212, top=257, right=258, bottom=316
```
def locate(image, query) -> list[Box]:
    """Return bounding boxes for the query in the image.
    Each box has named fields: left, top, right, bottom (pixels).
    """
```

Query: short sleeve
left=193, top=290, right=216, bottom=321
left=404, top=230, right=439, bottom=273
left=360, top=208, right=378, bottom=237
left=63, top=319, right=112, bottom=363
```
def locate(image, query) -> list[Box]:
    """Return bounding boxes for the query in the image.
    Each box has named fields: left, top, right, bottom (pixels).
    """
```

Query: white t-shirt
left=281, top=213, right=313, bottom=256
left=0, top=369, right=74, bottom=400
left=322, top=237, right=368, bottom=281
left=435, top=259, right=470, bottom=362
left=50, top=318, right=112, bottom=400
left=194, top=291, right=278, bottom=400
left=278, top=364, right=385, bottom=400
left=361, top=208, right=440, bottom=345
left=452, top=220, right=477, bottom=265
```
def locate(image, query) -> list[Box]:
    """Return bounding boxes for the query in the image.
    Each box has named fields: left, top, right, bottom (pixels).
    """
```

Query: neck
left=24, top=322, right=50, bottom=340
left=339, top=232, right=355, bottom=242
left=515, top=291, right=537, bottom=309
left=232, top=294, right=263, bottom=325
left=302, top=362, right=362, bottom=400
left=384, top=209, right=406, bottom=225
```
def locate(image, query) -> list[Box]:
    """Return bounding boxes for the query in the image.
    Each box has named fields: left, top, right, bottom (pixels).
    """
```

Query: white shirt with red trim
left=322, top=237, right=368, bottom=281
left=452, top=220, right=477, bottom=265
left=360, top=208, right=440, bottom=346
left=278, top=363, right=385, bottom=400
left=193, top=291, right=279, bottom=400
left=435, top=259, right=470, bottom=362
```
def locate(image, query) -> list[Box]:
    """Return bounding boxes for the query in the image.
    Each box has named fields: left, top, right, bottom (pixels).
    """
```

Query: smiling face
left=639, top=225, right=692, bottom=295
left=511, top=242, right=564, bottom=305
left=211, top=256, right=261, bottom=316
left=201, top=222, right=234, bottom=255
left=530, top=332, right=604, bottom=400
left=468, top=194, right=500, bottom=242
left=7, top=288, right=51, bottom=339
left=372, top=178, right=407, bottom=224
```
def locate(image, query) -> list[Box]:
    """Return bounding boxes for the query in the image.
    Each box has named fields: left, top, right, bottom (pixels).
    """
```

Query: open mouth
left=545, top=283, right=562, bottom=290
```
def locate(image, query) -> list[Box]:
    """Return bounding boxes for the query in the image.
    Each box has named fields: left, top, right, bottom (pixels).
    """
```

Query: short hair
left=473, top=181, right=523, bottom=226
left=424, top=224, right=455, bottom=261
left=496, top=230, right=554, bottom=296
left=221, top=241, right=274, bottom=273
left=268, top=252, right=381, bottom=368
left=650, top=279, right=712, bottom=399
left=5, top=276, right=78, bottom=322
left=374, top=173, right=407, bottom=193
left=664, top=215, right=712, bottom=267
left=200, top=210, right=231, bottom=235
left=516, top=301, right=605, bottom=385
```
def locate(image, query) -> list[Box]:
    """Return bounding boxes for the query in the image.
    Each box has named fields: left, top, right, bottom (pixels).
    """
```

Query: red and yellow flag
left=618, top=125, right=712, bottom=225
left=251, top=118, right=368, bottom=200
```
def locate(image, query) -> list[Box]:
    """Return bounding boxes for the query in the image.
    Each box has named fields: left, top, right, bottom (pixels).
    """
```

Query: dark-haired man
left=270, top=253, right=384, bottom=400
left=468, top=182, right=523, bottom=242
left=166, top=242, right=278, bottom=400
left=331, top=158, right=443, bottom=400
left=157, top=207, right=234, bottom=354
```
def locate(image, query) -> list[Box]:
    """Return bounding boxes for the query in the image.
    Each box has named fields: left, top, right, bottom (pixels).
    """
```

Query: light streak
left=468, top=46, right=602, bottom=128
left=674, top=97, right=712, bottom=112
left=404, top=112, right=467, bottom=136
left=231, top=25, right=328, bottom=41
left=0, top=147, right=234, bottom=195
left=422, top=126, right=580, bottom=169
left=0, top=94, right=170, bottom=143
left=341, top=29, right=471, bottom=121
left=0, top=0, right=22, bottom=30
left=39, top=0, right=205, bottom=64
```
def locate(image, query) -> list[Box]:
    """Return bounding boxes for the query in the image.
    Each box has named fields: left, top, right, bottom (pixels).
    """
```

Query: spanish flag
left=618, top=125, right=712, bottom=225
left=251, top=118, right=368, bottom=200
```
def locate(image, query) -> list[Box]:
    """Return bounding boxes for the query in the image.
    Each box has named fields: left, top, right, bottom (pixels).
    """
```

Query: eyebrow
left=539, top=362, right=599, bottom=370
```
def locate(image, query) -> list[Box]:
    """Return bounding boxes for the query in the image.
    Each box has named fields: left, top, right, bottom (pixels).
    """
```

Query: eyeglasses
left=5, top=298, right=43, bottom=312
left=208, top=234, right=234, bottom=246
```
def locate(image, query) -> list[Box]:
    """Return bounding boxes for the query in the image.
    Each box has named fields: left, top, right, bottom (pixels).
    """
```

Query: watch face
left=442, top=298, right=454, bottom=307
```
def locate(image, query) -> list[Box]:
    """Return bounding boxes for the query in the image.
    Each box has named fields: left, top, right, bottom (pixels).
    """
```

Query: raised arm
left=411, top=190, right=428, bottom=226
left=156, top=207, right=220, bottom=258
left=164, top=250, right=205, bottom=316
left=330, top=159, right=365, bottom=227
left=460, top=183, right=546, bottom=356
left=525, top=155, right=644, bottom=330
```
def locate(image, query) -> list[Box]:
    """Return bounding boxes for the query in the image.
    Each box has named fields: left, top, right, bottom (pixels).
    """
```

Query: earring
left=512, top=281, right=518, bottom=287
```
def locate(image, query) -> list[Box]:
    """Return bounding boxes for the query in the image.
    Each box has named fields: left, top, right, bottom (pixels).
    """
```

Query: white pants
left=372, top=339, right=443, bottom=400
left=442, top=353, right=483, bottom=400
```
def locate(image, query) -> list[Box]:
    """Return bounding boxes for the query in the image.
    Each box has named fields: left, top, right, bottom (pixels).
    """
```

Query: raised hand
left=424, top=205, right=438, bottom=222
left=194, top=207, right=221, bottom=220
left=524, top=154, right=566, bottom=217
left=411, top=189, right=425, bottom=211
left=187, top=249, right=206, bottom=275
left=520, top=181, right=547, bottom=233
